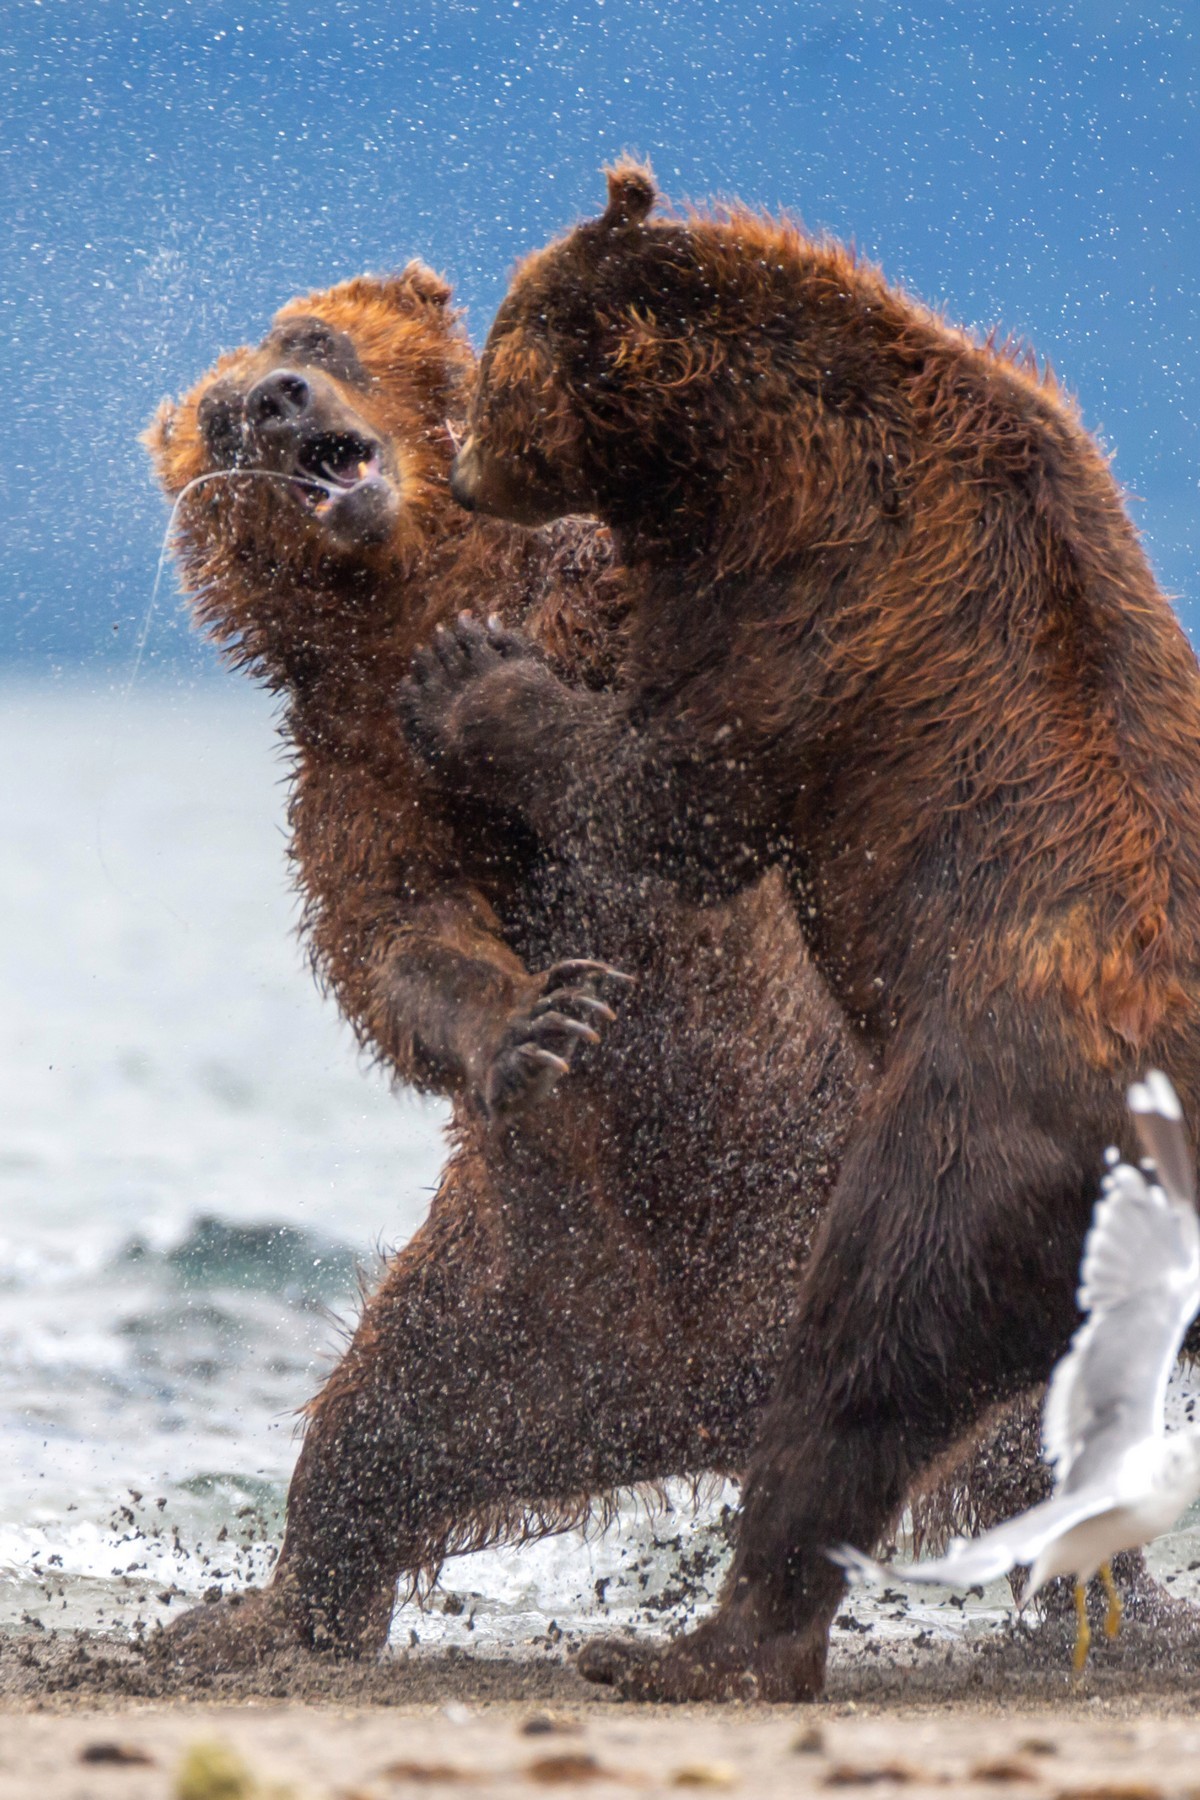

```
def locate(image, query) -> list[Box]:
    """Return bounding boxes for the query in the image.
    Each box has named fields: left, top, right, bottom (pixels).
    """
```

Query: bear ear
left=599, top=160, right=657, bottom=231
left=387, top=261, right=454, bottom=310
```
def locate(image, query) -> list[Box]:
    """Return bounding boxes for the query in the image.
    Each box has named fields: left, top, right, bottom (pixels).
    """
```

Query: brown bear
left=144, top=265, right=870, bottom=1666
left=404, top=164, right=1200, bottom=1700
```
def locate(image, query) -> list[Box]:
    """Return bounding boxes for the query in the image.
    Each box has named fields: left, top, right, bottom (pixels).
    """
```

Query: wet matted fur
left=146, top=268, right=868, bottom=1665
left=404, top=164, right=1200, bottom=1699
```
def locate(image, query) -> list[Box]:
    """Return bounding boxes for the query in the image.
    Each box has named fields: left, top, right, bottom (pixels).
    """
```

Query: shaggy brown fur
left=144, top=267, right=869, bottom=1665
left=405, top=165, right=1200, bottom=1700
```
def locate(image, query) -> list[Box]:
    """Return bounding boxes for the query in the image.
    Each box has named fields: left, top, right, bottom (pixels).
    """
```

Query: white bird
left=831, top=1071, right=1200, bottom=1671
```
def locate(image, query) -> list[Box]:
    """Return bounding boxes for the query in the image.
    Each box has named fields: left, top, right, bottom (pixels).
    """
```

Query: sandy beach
left=5, top=1615, right=1200, bottom=1798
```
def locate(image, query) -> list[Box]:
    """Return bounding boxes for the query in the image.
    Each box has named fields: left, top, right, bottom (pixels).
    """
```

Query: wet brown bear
left=145, top=266, right=868, bottom=1664
left=406, top=165, right=1200, bottom=1699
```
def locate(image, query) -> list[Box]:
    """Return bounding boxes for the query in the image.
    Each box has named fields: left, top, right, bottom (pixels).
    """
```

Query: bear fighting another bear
left=146, top=266, right=877, bottom=1665
left=146, top=189, right=1189, bottom=1681
left=405, top=163, right=1200, bottom=1700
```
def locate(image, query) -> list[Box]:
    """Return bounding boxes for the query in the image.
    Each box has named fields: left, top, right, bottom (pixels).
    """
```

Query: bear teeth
left=298, top=431, right=376, bottom=490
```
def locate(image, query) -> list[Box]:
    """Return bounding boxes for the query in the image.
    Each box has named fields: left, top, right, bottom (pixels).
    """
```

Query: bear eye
left=268, top=316, right=368, bottom=386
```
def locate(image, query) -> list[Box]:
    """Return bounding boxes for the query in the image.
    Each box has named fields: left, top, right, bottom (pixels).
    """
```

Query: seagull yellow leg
left=1072, top=1581, right=1092, bottom=1673
left=1099, top=1562, right=1122, bottom=1641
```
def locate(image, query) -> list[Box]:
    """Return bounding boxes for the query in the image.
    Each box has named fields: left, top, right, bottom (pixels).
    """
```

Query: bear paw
left=576, top=1619, right=827, bottom=1703
left=147, top=1586, right=307, bottom=1675
left=485, top=958, right=633, bottom=1117
left=399, top=611, right=576, bottom=805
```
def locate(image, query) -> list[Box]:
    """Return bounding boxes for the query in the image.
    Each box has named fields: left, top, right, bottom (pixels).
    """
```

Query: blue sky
left=3, top=0, right=1197, bottom=669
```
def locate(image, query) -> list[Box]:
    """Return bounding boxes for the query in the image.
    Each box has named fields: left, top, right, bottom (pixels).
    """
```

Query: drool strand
left=128, top=467, right=340, bottom=699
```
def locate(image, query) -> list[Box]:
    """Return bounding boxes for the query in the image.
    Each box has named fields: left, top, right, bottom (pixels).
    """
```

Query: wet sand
left=4, top=1618, right=1200, bottom=1797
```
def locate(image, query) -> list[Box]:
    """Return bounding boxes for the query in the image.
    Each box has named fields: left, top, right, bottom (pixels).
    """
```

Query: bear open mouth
left=292, top=431, right=383, bottom=512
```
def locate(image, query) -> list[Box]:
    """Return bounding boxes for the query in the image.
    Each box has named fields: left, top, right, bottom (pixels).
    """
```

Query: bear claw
left=398, top=613, right=553, bottom=776
left=484, top=959, right=632, bottom=1118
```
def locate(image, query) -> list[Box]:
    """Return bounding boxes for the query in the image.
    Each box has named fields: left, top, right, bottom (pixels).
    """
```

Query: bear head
left=145, top=265, right=473, bottom=666
left=450, top=162, right=999, bottom=572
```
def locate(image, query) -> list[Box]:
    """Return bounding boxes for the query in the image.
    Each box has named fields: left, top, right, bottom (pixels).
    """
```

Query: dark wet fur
left=411, top=165, right=1200, bottom=1699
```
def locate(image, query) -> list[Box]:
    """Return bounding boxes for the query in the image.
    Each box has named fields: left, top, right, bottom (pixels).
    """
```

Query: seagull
left=831, top=1071, right=1200, bottom=1671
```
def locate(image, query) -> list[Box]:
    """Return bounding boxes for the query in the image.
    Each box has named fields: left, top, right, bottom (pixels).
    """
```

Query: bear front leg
left=399, top=614, right=773, bottom=904
left=579, top=1037, right=1099, bottom=1700
left=399, top=614, right=599, bottom=835
left=292, top=750, right=628, bottom=1118
left=379, top=907, right=629, bottom=1118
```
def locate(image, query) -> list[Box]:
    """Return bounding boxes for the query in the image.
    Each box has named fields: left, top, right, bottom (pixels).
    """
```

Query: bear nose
left=246, top=369, right=313, bottom=430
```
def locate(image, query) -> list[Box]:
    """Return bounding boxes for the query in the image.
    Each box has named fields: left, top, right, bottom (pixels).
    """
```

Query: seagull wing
left=1042, top=1075, right=1200, bottom=1493
left=1130, top=1069, right=1196, bottom=1206
left=829, top=1486, right=1115, bottom=1590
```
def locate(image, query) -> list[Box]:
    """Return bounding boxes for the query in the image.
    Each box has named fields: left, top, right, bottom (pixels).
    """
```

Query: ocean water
left=3, top=677, right=1197, bottom=1660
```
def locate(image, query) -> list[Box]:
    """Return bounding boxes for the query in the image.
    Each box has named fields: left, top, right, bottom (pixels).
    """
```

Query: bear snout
left=449, top=437, right=570, bottom=528
left=246, top=368, right=314, bottom=432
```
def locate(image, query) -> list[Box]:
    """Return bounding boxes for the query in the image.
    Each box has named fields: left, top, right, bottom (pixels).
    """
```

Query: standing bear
left=145, top=264, right=869, bottom=1666
left=406, top=164, right=1200, bottom=1700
